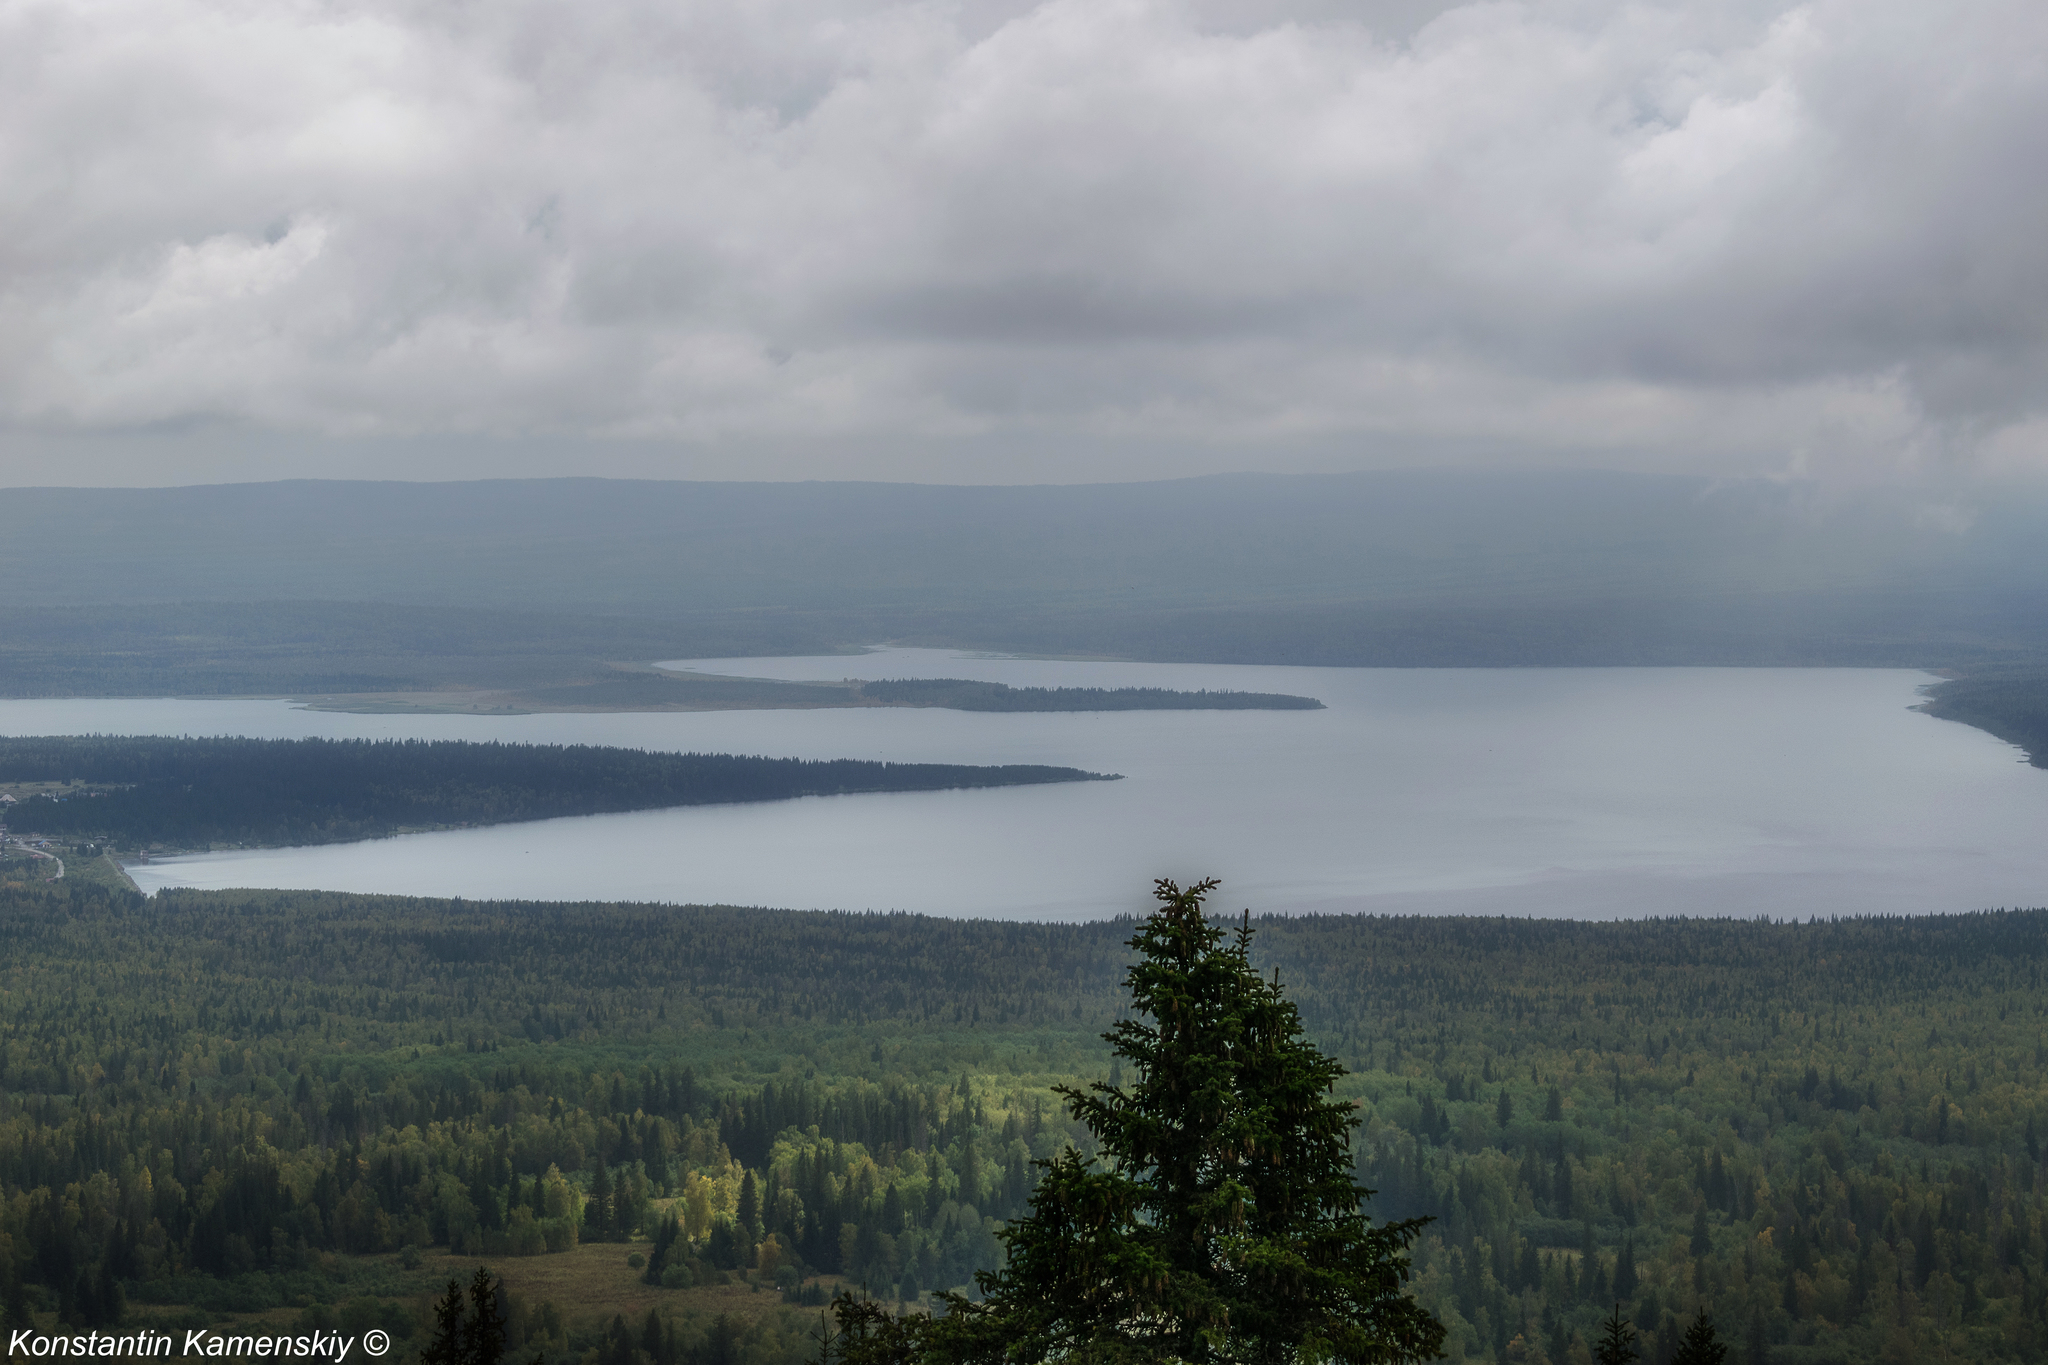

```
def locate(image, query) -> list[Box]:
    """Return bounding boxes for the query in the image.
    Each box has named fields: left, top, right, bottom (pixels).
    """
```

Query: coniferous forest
left=2, top=877, right=2046, bottom=1364
left=0, top=737, right=1113, bottom=850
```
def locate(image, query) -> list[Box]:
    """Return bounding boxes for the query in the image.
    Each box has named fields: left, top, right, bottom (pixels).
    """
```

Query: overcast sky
left=3, top=0, right=2046, bottom=487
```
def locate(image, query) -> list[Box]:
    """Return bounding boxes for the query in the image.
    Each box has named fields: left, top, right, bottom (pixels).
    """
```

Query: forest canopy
left=2, top=879, right=2046, bottom=1363
left=0, top=735, right=1114, bottom=849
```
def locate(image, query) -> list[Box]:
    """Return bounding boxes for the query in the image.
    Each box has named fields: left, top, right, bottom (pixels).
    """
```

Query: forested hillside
left=3, top=881, right=2046, bottom=1363
left=0, top=736, right=1111, bottom=850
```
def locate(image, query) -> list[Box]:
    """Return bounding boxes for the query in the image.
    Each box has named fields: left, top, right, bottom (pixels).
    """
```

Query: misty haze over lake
left=7, top=649, right=2042, bottom=920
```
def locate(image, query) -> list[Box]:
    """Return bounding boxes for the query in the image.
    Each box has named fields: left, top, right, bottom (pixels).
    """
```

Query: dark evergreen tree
left=1670, top=1310, right=1728, bottom=1365
left=882, top=1184, right=905, bottom=1232
left=645, top=1210, right=682, bottom=1286
left=957, top=1139, right=981, bottom=1213
left=612, top=1166, right=640, bottom=1240
left=471, top=1167, right=503, bottom=1232
left=642, top=1309, right=666, bottom=1365
left=909, top=877, right=1445, bottom=1364
left=1594, top=1304, right=1640, bottom=1365
left=739, top=1171, right=760, bottom=1237
left=595, top=1316, right=636, bottom=1365
left=586, top=1164, right=613, bottom=1242
left=422, top=1269, right=512, bottom=1365
left=700, top=1314, right=743, bottom=1365
left=3, top=1271, right=29, bottom=1331
left=708, top=1219, right=742, bottom=1271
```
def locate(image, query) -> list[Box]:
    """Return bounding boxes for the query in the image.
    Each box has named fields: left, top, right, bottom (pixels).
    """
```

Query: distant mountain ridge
left=7, top=471, right=2045, bottom=615
left=2, top=472, right=2046, bottom=691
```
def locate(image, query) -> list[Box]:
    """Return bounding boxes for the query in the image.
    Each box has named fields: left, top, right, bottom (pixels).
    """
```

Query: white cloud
left=1, top=0, right=2045, bottom=483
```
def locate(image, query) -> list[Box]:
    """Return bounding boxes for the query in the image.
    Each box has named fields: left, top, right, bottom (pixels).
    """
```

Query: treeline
left=5, top=880, right=2048, bottom=1363
left=851, top=679, right=1322, bottom=711
left=0, top=736, right=1112, bottom=849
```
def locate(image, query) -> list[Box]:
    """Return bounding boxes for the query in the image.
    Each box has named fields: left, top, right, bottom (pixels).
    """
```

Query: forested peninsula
left=3, top=881, right=2047, bottom=1364
left=302, top=670, right=1326, bottom=715
left=0, top=736, right=1114, bottom=850
left=850, top=678, right=1322, bottom=711
left=1921, top=670, right=2048, bottom=766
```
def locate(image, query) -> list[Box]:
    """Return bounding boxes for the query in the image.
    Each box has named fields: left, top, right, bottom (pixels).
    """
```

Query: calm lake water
left=2, top=651, right=2043, bottom=920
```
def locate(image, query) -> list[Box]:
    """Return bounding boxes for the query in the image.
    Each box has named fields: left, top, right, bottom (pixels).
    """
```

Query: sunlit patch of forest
left=2, top=880, right=2045, bottom=1365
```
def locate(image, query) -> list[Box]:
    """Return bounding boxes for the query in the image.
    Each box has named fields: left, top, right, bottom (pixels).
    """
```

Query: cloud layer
left=4, top=0, right=2047, bottom=482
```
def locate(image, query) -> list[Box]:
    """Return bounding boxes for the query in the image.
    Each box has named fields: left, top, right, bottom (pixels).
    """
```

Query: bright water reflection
left=1, top=651, right=2041, bottom=920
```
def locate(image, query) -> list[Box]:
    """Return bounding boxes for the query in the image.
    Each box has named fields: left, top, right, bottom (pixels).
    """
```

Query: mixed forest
left=0, top=737, right=1112, bottom=851
left=2, top=877, right=2047, bottom=1365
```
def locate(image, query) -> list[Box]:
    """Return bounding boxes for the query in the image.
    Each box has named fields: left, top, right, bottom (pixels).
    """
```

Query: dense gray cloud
left=2, top=0, right=2046, bottom=484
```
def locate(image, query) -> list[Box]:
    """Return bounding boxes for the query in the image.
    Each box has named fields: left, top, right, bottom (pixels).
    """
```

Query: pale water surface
left=1, top=651, right=2042, bottom=920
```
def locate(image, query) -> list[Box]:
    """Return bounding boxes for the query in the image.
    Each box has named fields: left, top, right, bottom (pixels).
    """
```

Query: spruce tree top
left=1593, top=1306, right=1638, bottom=1365
left=1669, top=1311, right=1727, bottom=1365
left=925, top=878, right=1445, bottom=1365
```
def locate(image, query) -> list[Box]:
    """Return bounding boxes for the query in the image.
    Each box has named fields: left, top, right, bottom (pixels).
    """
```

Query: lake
left=2, top=651, right=2042, bottom=920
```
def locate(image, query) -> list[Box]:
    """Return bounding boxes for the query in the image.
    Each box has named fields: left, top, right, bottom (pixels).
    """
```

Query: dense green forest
left=3, top=880, right=2047, bottom=1364
left=1921, top=670, right=2048, bottom=766
left=0, top=737, right=1111, bottom=850
left=849, top=679, right=1322, bottom=711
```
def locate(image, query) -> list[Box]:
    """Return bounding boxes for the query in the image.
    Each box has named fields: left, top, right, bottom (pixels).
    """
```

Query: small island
left=0, top=735, right=1118, bottom=853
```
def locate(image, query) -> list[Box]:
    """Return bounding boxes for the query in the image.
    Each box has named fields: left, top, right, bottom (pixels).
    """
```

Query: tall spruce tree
left=1669, top=1310, right=1728, bottom=1365
left=1593, top=1305, right=1638, bottom=1365
left=421, top=1268, right=512, bottom=1365
left=876, top=877, right=1445, bottom=1364
left=739, top=1170, right=761, bottom=1238
left=585, top=1163, right=613, bottom=1241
